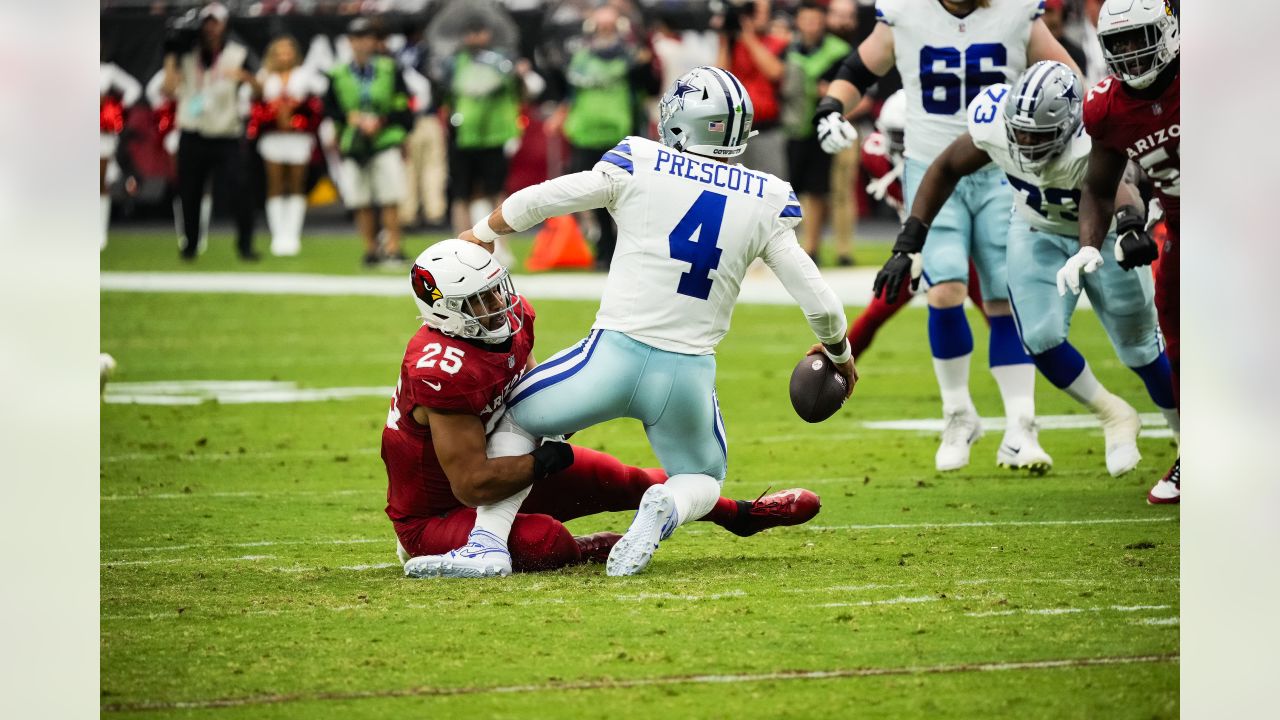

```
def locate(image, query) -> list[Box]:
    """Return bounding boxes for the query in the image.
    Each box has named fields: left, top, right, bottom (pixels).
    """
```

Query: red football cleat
left=721, top=487, right=822, bottom=537
left=574, top=532, right=623, bottom=564
left=1147, top=458, right=1180, bottom=505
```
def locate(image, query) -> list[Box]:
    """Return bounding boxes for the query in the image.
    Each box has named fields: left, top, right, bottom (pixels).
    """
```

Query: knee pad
left=509, top=514, right=578, bottom=572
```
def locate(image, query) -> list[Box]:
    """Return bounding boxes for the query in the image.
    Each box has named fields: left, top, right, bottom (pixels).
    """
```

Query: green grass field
left=101, top=231, right=1178, bottom=718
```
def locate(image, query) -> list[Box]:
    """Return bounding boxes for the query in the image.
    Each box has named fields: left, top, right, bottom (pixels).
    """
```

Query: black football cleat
left=720, top=487, right=822, bottom=537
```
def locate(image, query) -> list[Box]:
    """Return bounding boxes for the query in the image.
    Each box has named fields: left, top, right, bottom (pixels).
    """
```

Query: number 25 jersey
left=591, top=136, right=803, bottom=356
left=877, top=0, right=1044, bottom=163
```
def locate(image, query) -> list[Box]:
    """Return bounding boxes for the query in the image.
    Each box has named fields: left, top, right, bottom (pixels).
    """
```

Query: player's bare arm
left=1077, top=143, right=1129, bottom=252
left=814, top=22, right=894, bottom=153
left=872, top=135, right=990, bottom=303
left=1026, top=18, right=1081, bottom=76
left=424, top=406, right=564, bottom=507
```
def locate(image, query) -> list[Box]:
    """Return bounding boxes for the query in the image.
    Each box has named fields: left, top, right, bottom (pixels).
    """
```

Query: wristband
left=470, top=217, right=501, bottom=244
left=892, top=217, right=929, bottom=254
left=1114, top=204, right=1145, bottom=234
left=530, top=441, right=574, bottom=480
left=822, top=339, right=852, bottom=365
left=812, top=96, right=845, bottom=126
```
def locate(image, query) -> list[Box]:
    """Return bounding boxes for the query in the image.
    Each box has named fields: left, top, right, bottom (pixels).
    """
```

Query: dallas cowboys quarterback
left=408, top=65, right=855, bottom=578
left=872, top=60, right=1178, bottom=478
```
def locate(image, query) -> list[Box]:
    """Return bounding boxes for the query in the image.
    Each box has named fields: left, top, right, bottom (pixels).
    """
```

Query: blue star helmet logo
left=671, top=78, right=699, bottom=109
left=1061, top=84, right=1079, bottom=102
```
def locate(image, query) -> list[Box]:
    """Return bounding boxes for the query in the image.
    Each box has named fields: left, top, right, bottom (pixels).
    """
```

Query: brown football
left=789, top=353, right=848, bottom=423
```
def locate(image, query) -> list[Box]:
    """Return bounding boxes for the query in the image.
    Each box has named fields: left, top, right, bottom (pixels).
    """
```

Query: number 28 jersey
left=877, top=0, right=1044, bottom=163
left=591, top=136, right=803, bottom=356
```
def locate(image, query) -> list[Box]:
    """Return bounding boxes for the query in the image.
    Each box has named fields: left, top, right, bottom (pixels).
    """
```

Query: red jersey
left=861, top=132, right=904, bottom=211
left=729, top=34, right=788, bottom=126
left=1083, top=71, right=1180, bottom=225
left=382, top=298, right=536, bottom=522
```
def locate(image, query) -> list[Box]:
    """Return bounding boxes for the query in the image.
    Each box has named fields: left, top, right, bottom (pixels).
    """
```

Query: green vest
left=449, top=51, right=521, bottom=149
left=329, top=57, right=408, bottom=155
left=563, top=48, right=632, bottom=149
left=782, top=35, right=852, bottom=139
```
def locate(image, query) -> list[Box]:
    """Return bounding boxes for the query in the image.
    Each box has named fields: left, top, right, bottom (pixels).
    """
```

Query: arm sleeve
left=501, top=170, right=620, bottom=232
left=762, top=225, right=849, bottom=347
left=109, top=64, right=143, bottom=107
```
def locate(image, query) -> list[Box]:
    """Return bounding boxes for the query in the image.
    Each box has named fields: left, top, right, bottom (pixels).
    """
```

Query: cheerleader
left=250, top=36, right=325, bottom=256
left=100, top=62, right=141, bottom=250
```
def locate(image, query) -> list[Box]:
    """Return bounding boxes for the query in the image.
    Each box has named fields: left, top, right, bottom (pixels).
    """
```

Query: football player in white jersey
left=408, top=66, right=855, bottom=578
left=813, top=1, right=1079, bottom=473
left=872, top=61, right=1177, bottom=476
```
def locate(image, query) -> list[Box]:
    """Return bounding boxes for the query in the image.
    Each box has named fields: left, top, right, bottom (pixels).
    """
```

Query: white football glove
left=816, top=112, right=857, bottom=154
left=1056, top=246, right=1104, bottom=296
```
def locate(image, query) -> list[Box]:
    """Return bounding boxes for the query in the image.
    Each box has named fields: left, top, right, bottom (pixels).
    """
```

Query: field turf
left=101, top=232, right=1179, bottom=718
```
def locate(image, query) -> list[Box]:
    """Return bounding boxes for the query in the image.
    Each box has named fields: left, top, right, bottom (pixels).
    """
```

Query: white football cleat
left=996, top=417, right=1053, bottom=475
left=1096, top=393, right=1142, bottom=476
left=936, top=407, right=984, bottom=472
left=1147, top=458, right=1180, bottom=505
left=395, top=539, right=411, bottom=565
left=607, top=484, right=678, bottom=577
left=403, top=530, right=512, bottom=579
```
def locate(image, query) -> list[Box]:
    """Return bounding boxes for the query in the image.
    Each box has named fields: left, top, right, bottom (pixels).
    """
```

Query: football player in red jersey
left=384, top=240, right=822, bottom=577
left=1070, top=0, right=1179, bottom=503
left=846, top=91, right=987, bottom=360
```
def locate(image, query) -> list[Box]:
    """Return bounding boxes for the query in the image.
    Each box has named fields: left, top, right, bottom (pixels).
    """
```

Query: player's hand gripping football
left=1112, top=204, right=1159, bottom=271
left=1056, top=245, right=1103, bottom=296
left=813, top=96, right=856, bottom=154
left=807, top=343, right=857, bottom=399
left=872, top=217, right=926, bottom=303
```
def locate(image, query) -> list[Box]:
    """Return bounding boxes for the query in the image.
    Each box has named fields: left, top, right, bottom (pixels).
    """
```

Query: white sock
left=266, top=197, right=285, bottom=253
left=932, top=355, right=974, bottom=414
left=1162, top=408, right=1180, bottom=441
left=991, top=363, right=1036, bottom=434
left=662, top=474, right=719, bottom=529
left=288, top=195, right=307, bottom=250
left=198, top=193, right=213, bottom=249
left=1063, top=363, right=1105, bottom=406
left=469, top=413, right=539, bottom=546
left=100, top=195, right=111, bottom=250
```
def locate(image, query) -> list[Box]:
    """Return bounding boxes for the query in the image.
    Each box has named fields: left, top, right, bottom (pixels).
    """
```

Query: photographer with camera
left=323, top=18, right=414, bottom=268
left=160, top=2, right=260, bottom=261
left=716, top=0, right=788, bottom=180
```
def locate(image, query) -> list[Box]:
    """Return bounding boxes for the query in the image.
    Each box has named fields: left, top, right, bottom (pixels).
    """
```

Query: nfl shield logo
left=1153, top=103, right=1163, bottom=115
left=508, top=356, right=515, bottom=368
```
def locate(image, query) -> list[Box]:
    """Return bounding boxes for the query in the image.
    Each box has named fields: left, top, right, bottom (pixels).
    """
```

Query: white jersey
left=500, top=135, right=846, bottom=356
left=967, top=83, right=1089, bottom=237
left=877, top=0, right=1044, bottom=162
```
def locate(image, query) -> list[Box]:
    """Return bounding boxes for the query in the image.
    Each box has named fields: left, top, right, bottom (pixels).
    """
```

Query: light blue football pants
left=903, top=157, right=1013, bottom=300
left=507, top=330, right=728, bottom=483
left=1006, top=216, right=1161, bottom=368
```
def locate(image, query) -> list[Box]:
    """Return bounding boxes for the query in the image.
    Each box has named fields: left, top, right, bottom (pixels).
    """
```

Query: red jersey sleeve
left=1082, top=77, right=1123, bottom=154
left=404, top=339, right=489, bottom=415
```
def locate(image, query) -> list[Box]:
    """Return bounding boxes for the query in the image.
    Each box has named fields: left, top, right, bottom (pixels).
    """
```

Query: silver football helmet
left=1097, top=0, right=1179, bottom=89
left=411, top=239, right=523, bottom=343
left=1003, top=61, right=1083, bottom=172
left=657, top=66, right=755, bottom=158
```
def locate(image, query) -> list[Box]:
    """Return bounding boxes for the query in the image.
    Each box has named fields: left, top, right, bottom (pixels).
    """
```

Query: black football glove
left=530, top=440, right=574, bottom=480
left=1113, top=204, right=1159, bottom=270
left=872, top=217, right=928, bottom=302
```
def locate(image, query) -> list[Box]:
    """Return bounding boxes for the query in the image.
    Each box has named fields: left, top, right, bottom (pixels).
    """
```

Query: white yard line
left=965, top=604, right=1172, bottom=618
left=99, top=653, right=1170, bottom=712
left=1134, top=617, right=1179, bottom=626
left=103, top=554, right=276, bottom=568
left=813, top=595, right=938, bottom=609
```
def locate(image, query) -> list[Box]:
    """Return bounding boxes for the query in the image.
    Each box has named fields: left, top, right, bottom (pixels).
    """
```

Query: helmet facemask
left=412, top=262, right=524, bottom=344
left=1097, top=0, right=1179, bottom=90
left=1002, top=61, right=1082, bottom=173
left=1005, top=120, right=1071, bottom=172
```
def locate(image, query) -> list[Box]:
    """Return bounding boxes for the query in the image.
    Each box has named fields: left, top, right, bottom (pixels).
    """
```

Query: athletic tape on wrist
left=471, top=218, right=500, bottom=244
left=822, top=340, right=852, bottom=366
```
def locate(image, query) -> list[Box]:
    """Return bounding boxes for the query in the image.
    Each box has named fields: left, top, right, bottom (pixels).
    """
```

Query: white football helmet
left=1097, top=0, right=1179, bottom=89
left=875, top=90, right=907, bottom=160
left=657, top=66, right=755, bottom=158
left=410, top=239, right=523, bottom=344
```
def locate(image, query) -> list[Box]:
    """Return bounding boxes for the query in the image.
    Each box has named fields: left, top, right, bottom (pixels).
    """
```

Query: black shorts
left=449, top=146, right=508, bottom=199
left=786, top=137, right=833, bottom=196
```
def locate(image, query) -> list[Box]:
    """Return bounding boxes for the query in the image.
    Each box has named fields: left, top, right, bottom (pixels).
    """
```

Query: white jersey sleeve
left=591, top=137, right=800, bottom=355
left=761, top=219, right=848, bottom=347
left=966, top=84, right=1091, bottom=237
left=882, top=0, right=1042, bottom=163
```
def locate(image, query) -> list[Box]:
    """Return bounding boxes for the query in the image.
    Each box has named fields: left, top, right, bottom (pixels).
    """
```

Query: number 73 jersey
left=967, top=83, right=1091, bottom=237
left=591, top=136, right=803, bottom=356
left=877, top=0, right=1044, bottom=163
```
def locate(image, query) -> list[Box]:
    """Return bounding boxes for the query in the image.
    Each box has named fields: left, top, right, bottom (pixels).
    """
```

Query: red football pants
left=1153, top=221, right=1179, bottom=405
left=394, top=447, right=667, bottom=572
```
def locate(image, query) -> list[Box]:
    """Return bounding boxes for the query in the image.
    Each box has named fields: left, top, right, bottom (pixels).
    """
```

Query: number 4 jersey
left=966, top=83, right=1090, bottom=237
left=877, top=0, right=1044, bottom=163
